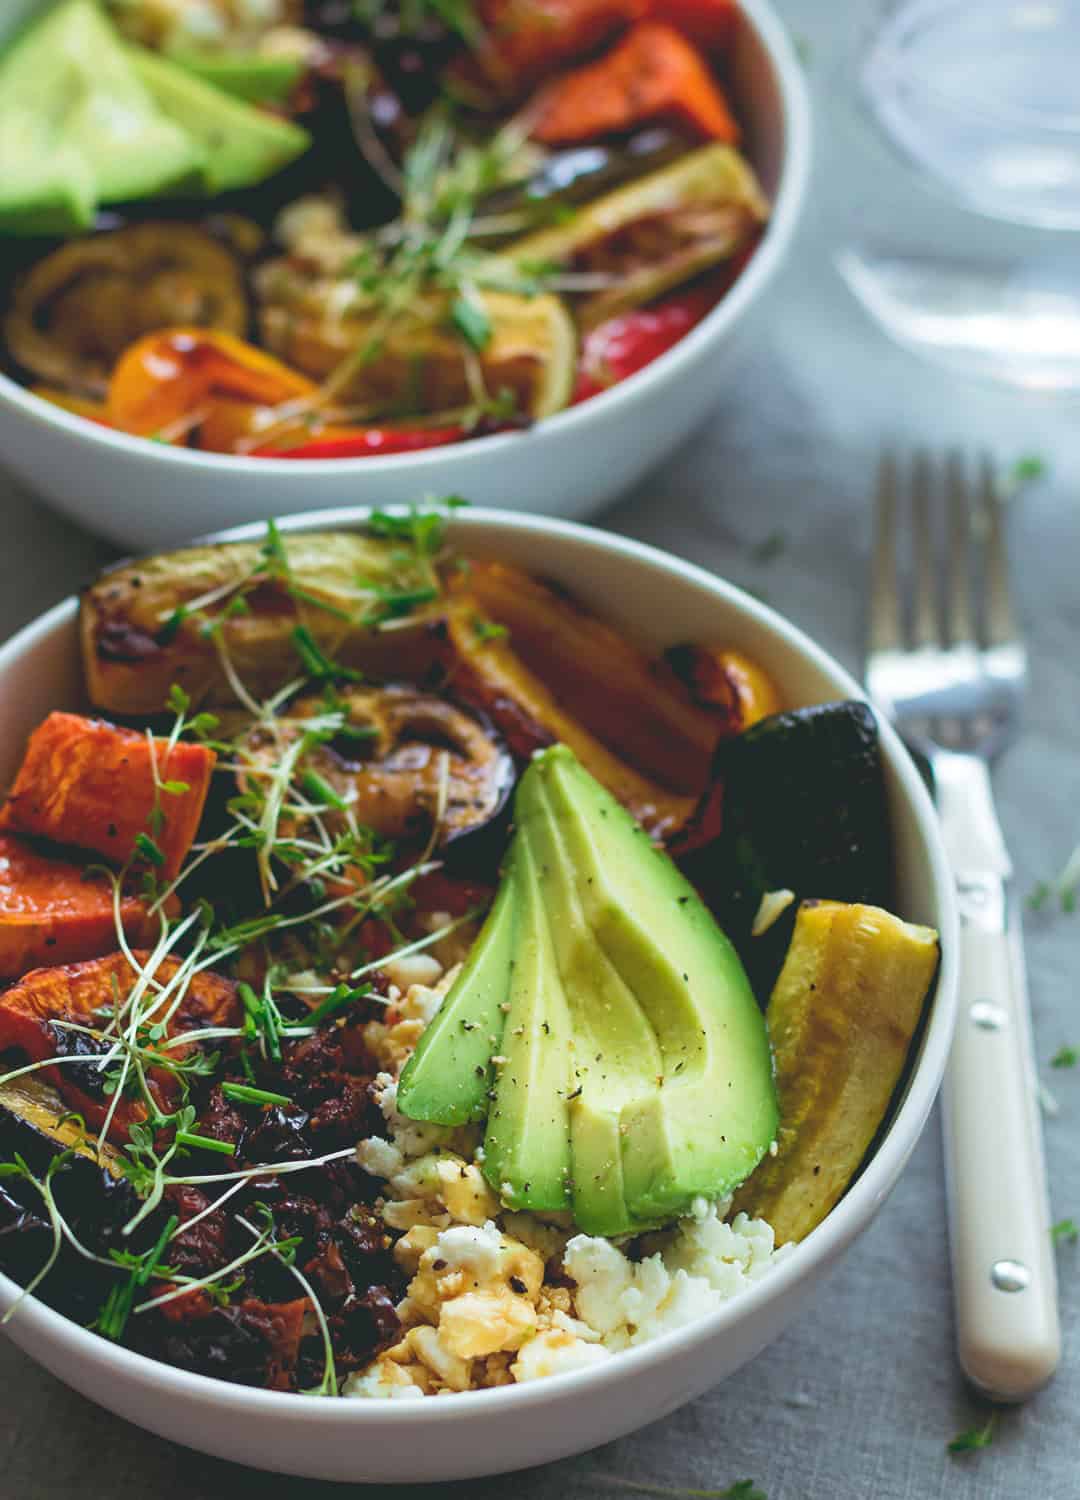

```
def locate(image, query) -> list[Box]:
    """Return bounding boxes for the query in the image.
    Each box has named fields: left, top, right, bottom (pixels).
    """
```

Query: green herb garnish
left=1051, top=1218, right=1078, bottom=1245
left=947, top=1413, right=997, bottom=1454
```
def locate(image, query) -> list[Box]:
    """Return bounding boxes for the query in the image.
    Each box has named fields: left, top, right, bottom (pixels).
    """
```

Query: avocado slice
left=0, top=0, right=205, bottom=235
left=517, top=771, right=662, bottom=1236
left=537, top=746, right=778, bottom=1221
left=481, top=837, right=573, bottom=1213
left=396, top=870, right=516, bottom=1125
left=168, top=50, right=305, bottom=106
left=127, top=46, right=311, bottom=195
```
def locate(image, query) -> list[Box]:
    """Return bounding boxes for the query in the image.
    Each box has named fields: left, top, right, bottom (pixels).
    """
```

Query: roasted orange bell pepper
left=459, top=561, right=724, bottom=793
left=1, top=712, right=216, bottom=880
left=531, top=22, right=740, bottom=145
left=107, top=328, right=315, bottom=441
left=666, top=644, right=782, bottom=730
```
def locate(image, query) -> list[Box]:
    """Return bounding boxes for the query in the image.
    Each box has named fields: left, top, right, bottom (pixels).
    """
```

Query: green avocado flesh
left=396, top=870, right=517, bottom=1125
left=0, top=0, right=202, bottom=235
left=0, top=1, right=310, bottom=236
left=481, top=837, right=574, bottom=1212
left=168, top=50, right=305, bottom=106
left=396, top=744, right=779, bottom=1233
left=128, top=48, right=310, bottom=195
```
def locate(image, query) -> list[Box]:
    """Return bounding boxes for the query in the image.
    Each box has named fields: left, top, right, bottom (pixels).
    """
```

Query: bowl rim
left=0, top=0, right=812, bottom=478
left=0, top=506, right=959, bottom=1425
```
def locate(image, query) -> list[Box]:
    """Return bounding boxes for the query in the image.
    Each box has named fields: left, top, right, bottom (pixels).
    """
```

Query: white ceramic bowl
left=0, top=509, right=957, bottom=1483
left=0, top=0, right=810, bottom=552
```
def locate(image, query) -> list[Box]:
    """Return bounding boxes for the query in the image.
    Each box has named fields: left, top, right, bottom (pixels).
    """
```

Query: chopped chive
left=947, top=1413, right=996, bottom=1454
left=175, top=1131, right=236, bottom=1156
left=221, top=1083, right=292, bottom=1108
left=157, top=607, right=188, bottom=645
left=299, top=983, right=370, bottom=1029
left=450, top=294, right=492, bottom=351
left=292, top=625, right=362, bottom=682
left=300, top=770, right=348, bottom=811
left=1051, top=1217, right=1078, bottom=1245
left=1051, top=1045, right=1078, bottom=1069
left=470, top=615, right=508, bottom=643
left=134, top=833, right=166, bottom=867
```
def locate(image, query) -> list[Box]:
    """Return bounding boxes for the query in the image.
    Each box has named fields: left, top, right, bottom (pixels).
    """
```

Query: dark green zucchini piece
left=680, top=701, right=893, bottom=1001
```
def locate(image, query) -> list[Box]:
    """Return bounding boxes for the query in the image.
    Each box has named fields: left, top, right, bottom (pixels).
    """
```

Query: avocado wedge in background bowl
left=0, top=0, right=309, bottom=236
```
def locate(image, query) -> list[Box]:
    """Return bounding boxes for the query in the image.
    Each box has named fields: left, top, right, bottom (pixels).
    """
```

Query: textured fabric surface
left=1, top=2, right=1079, bottom=1494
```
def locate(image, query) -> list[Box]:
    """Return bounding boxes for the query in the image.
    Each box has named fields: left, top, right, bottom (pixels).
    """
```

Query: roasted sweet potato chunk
left=531, top=23, right=740, bottom=146
left=0, top=951, right=239, bottom=1141
left=0, top=832, right=158, bottom=980
left=2, top=712, right=215, bottom=879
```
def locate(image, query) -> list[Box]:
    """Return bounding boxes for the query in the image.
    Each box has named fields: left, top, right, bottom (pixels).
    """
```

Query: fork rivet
left=991, top=1259, right=1030, bottom=1293
left=971, top=1001, right=1008, bottom=1031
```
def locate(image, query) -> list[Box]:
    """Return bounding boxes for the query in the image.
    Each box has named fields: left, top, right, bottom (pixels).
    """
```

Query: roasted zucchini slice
left=495, top=143, right=768, bottom=329
left=80, top=532, right=448, bottom=716
left=732, top=900, right=939, bottom=1245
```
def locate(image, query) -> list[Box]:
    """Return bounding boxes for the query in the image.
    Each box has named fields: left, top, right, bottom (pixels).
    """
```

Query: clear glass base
left=861, top=0, right=1080, bottom=228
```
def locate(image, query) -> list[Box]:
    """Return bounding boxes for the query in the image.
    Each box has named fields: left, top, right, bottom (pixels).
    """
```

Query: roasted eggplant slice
left=681, top=701, right=894, bottom=999
left=0, top=1074, right=125, bottom=1179
left=239, top=684, right=516, bottom=850
left=5, top=223, right=248, bottom=397
left=496, top=143, right=768, bottom=329
left=80, top=533, right=447, bottom=716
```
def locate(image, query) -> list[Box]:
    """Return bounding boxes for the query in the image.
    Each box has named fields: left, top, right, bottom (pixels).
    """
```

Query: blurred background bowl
left=0, top=0, right=810, bottom=551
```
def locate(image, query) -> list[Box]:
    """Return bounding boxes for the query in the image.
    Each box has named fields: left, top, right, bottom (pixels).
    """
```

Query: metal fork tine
left=980, top=452, right=1018, bottom=647
left=869, top=449, right=903, bottom=652
left=946, top=451, right=976, bottom=646
left=911, top=450, right=940, bottom=648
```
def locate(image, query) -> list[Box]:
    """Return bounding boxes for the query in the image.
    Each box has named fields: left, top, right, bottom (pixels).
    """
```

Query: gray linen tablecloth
left=2, top=3, right=1079, bottom=1495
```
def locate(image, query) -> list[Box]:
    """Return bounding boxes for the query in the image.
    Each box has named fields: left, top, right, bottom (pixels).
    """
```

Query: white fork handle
left=937, top=761, right=1060, bottom=1401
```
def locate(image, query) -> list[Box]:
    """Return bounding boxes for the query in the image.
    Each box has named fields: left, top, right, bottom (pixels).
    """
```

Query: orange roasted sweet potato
left=666, top=644, right=782, bottom=731
left=0, top=832, right=159, bottom=980
left=531, top=23, right=740, bottom=145
left=1, top=712, right=216, bottom=880
left=0, top=950, right=239, bottom=1141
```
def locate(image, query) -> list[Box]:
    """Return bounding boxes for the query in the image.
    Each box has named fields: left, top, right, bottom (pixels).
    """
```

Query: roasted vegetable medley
left=0, top=0, right=768, bottom=457
left=0, top=508, right=939, bottom=1396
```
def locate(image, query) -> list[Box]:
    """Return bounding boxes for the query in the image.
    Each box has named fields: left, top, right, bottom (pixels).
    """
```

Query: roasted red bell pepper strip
left=251, top=425, right=467, bottom=459
left=573, top=282, right=720, bottom=401
left=572, top=252, right=757, bottom=401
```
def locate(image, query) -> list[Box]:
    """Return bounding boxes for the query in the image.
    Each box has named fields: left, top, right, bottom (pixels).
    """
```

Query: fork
left=866, top=450, right=1060, bottom=1401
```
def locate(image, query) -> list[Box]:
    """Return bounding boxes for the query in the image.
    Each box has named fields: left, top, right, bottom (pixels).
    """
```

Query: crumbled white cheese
left=563, top=1204, right=792, bottom=1351
left=511, top=1329, right=612, bottom=1383
left=751, top=887, right=796, bottom=937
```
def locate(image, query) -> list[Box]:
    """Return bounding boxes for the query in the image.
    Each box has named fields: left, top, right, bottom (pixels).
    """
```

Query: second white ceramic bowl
left=0, top=0, right=810, bottom=550
left=0, top=508, right=957, bottom=1483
